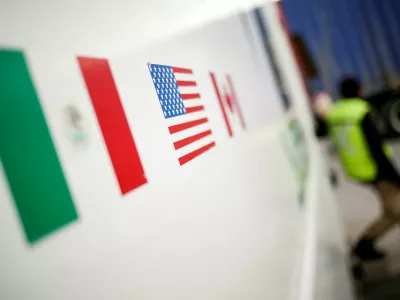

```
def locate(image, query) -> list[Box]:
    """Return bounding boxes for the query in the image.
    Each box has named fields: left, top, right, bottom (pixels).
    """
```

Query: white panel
left=261, top=3, right=354, bottom=300
left=0, top=1, right=350, bottom=299
left=0, top=0, right=272, bottom=56
left=0, top=5, right=307, bottom=299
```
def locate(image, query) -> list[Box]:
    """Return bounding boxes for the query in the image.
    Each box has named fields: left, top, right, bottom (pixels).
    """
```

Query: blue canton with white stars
left=149, top=64, right=186, bottom=119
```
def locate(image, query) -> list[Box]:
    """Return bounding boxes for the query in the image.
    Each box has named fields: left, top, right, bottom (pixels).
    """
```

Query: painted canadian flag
left=209, top=73, right=246, bottom=137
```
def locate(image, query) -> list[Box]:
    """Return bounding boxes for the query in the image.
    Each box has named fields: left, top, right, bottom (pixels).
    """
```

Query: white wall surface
left=261, top=4, right=354, bottom=300
left=0, top=1, right=351, bottom=299
left=0, top=0, right=271, bottom=57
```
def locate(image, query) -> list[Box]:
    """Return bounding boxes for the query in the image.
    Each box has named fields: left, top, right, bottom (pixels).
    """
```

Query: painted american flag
left=148, top=63, right=216, bottom=165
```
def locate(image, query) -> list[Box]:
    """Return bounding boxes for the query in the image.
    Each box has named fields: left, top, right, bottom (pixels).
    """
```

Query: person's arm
left=361, top=113, right=387, bottom=162
left=361, top=112, right=400, bottom=182
left=314, top=114, right=328, bottom=138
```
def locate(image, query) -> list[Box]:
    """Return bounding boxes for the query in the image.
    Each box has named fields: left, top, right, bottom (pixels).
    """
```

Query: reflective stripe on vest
left=326, top=98, right=392, bottom=181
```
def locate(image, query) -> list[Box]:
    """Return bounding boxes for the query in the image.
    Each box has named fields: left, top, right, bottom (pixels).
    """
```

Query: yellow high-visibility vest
left=326, top=98, right=392, bottom=181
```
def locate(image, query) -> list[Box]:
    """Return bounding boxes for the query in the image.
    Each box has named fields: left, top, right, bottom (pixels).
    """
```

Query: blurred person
left=313, top=92, right=339, bottom=187
left=325, top=77, right=400, bottom=261
left=314, top=91, right=333, bottom=118
left=313, top=92, right=331, bottom=138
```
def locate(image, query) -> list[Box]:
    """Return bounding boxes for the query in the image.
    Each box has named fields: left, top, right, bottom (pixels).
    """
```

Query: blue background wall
left=281, top=0, right=400, bottom=97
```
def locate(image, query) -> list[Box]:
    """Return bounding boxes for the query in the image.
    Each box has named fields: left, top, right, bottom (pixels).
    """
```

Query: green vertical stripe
left=0, top=49, right=78, bottom=244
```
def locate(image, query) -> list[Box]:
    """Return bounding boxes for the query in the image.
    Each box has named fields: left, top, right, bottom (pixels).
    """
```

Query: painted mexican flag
left=0, top=49, right=148, bottom=244
left=0, top=49, right=78, bottom=244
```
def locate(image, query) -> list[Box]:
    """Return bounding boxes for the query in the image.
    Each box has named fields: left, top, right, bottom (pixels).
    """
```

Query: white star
left=156, top=89, right=159, bottom=94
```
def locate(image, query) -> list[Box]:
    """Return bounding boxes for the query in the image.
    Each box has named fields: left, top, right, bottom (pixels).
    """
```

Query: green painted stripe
left=0, top=49, right=78, bottom=244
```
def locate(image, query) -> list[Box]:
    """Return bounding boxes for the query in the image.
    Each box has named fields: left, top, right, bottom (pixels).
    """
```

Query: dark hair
left=339, top=77, right=361, bottom=98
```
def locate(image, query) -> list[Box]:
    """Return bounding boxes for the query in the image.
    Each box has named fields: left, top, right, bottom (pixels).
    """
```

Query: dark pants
left=361, top=180, right=400, bottom=240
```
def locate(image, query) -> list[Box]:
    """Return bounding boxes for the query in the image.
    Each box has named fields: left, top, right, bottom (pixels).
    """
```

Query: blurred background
left=281, top=0, right=400, bottom=139
left=276, top=1, right=400, bottom=298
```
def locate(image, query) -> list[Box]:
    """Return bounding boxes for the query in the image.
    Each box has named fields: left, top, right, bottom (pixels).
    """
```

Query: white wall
left=0, top=1, right=351, bottom=299
left=262, top=4, right=354, bottom=300
left=0, top=0, right=269, bottom=57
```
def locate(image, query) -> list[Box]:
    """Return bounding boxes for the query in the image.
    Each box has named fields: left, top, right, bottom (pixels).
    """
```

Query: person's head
left=339, top=77, right=361, bottom=99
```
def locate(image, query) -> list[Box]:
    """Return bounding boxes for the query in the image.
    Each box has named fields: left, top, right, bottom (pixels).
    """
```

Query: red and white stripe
left=167, top=67, right=215, bottom=165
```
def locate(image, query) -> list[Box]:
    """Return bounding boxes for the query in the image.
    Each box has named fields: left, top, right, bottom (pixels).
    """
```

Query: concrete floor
left=331, top=142, right=400, bottom=299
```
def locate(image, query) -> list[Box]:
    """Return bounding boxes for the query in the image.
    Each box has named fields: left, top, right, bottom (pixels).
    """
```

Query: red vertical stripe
left=210, top=72, right=233, bottom=137
left=226, top=75, right=246, bottom=130
left=276, top=3, right=312, bottom=99
left=78, top=57, right=147, bottom=195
